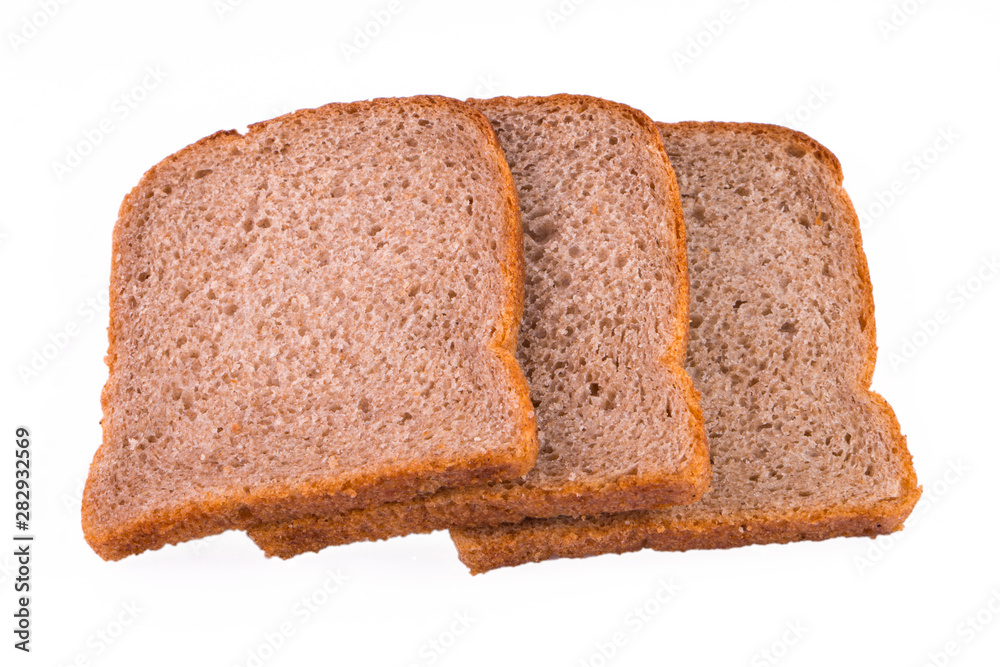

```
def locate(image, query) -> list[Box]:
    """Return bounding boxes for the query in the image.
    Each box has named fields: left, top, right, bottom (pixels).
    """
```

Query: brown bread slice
left=450, top=122, right=922, bottom=573
left=247, top=95, right=710, bottom=558
left=82, top=96, right=537, bottom=560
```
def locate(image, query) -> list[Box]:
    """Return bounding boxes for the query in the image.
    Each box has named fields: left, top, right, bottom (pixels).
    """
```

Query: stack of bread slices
left=83, top=94, right=921, bottom=572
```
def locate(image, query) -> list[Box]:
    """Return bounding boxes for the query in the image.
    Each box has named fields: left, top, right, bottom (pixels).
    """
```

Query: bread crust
left=451, top=491, right=920, bottom=574
left=448, top=121, right=921, bottom=573
left=249, top=96, right=711, bottom=558
left=83, top=96, right=538, bottom=560
left=248, top=471, right=708, bottom=558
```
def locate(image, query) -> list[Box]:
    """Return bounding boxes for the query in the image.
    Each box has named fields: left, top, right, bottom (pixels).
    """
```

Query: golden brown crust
left=465, top=100, right=540, bottom=478
left=447, top=121, right=921, bottom=574
left=451, top=489, right=921, bottom=574
left=82, top=96, right=537, bottom=560
left=248, top=468, right=708, bottom=557
left=662, top=121, right=844, bottom=181
left=247, top=96, right=710, bottom=559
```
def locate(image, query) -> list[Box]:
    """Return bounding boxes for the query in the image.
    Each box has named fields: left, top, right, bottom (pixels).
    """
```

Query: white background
left=2, top=1, right=998, bottom=665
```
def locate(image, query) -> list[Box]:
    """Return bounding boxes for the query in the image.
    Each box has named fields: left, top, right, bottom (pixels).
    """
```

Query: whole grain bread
left=451, top=122, right=921, bottom=573
left=82, top=95, right=537, bottom=560
left=248, top=95, right=710, bottom=558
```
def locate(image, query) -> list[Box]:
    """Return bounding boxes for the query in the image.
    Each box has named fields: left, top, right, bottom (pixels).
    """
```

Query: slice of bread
left=450, top=122, right=922, bottom=573
left=247, top=95, right=710, bottom=558
left=82, top=96, right=538, bottom=560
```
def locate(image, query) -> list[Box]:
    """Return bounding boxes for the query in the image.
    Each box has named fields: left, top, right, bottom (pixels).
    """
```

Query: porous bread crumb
left=248, top=95, right=710, bottom=559
left=82, top=96, right=537, bottom=560
left=450, top=121, right=921, bottom=573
